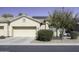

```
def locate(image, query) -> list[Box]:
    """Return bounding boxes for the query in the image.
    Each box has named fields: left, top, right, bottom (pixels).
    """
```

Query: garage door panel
left=13, top=27, right=36, bottom=37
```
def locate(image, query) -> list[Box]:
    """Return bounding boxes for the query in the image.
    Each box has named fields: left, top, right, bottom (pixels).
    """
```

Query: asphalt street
left=0, top=37, right=79, bottom=52
left=0, top=45, right=79, bottom=52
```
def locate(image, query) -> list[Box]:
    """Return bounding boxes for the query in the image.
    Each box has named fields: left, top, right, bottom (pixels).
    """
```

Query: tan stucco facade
left=0, top=16, right=44, bottom=37
left=0, top=15, right=50, bottom=37
left=0, top=23, right=8, bottom=36
left=9, top=17, right=40, bottom=37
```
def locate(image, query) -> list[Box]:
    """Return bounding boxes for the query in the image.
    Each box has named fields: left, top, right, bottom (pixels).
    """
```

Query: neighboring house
left=0, top=13, right=49, bottom=37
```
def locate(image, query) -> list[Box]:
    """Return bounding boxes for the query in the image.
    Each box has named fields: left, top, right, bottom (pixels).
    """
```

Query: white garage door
left=13, top=27, right=36, bottom=37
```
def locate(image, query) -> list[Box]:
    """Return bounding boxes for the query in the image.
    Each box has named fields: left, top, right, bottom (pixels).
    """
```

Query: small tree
left=48, top=10, right=77, bottom=39
left=2, top=13, right=13, bottom=18
left=18, top=13, right=27, bottom=16
left=48, top=11, right=63, bottom=37
left=63, top=12, right=77, bottom=33
left=43, top=20, right=47, bottom=29
left=18, top=13, right=23, bottom=16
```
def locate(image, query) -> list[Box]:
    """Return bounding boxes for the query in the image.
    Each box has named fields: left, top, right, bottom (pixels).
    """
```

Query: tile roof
left=0, top=17, right=13, bottom=23
left=0, top=13, right=48, bottom=23
left=0, top=15, right=46, bottom=23
left=32, top=16, right=47, bottom=20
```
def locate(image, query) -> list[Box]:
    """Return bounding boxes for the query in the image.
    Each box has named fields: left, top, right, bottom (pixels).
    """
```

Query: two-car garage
left=10, top=16, right=41, bottom=37
left=12, top=26, right=37, bottom=37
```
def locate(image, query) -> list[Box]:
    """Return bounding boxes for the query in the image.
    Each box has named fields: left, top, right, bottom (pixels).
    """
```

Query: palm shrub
left=36, top=30, right=53, bottom=41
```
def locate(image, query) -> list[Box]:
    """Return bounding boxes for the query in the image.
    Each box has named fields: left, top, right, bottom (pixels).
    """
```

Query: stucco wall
left=0, top=17, right=50, bottom=37
left=0, top=23, right=8, bottom=36
left=9, top=17, right=40, bottom=36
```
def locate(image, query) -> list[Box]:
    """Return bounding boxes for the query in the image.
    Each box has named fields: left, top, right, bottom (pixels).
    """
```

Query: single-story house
left=0, top=13, right=78, bottom=38
left=0, top=13, right=49, bottom=37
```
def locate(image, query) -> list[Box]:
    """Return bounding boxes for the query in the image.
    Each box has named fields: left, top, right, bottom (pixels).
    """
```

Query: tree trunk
left=60, top=28, right=64, bottom=40
left=45, top=23, right=46, bottom=29
left=56, top=28, right=58, bottom=38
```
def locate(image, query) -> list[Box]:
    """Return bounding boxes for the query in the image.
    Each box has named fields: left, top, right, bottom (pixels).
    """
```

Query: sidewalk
left=0, top=37, right=79, bottom=45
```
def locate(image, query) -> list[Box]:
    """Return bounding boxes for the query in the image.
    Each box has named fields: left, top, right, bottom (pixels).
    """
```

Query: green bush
left=0, top=36, right=6, bottom=39
left=36, top=30, right=53, bottom=41
left=70, top=31, right=78, bottom=39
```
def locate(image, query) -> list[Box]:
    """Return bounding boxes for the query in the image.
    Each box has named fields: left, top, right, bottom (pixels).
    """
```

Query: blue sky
left=0, top=7, right=79, bottom=16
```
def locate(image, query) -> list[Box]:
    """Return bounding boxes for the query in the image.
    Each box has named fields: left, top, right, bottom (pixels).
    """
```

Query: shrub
left=70, top=31, right=78, bottom=39
left=36, top=30, right=53, bottom=41
left=0, top=36, right=6, bottom=39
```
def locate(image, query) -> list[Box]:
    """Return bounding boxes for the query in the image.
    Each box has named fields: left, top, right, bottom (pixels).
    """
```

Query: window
left=0, top=26, right=4, bottom=29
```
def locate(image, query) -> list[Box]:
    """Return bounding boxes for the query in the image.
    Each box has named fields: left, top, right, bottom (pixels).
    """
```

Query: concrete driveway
left=0, top=37, right=35, bottom=45
left=0, top=37, right=79, bottom=45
